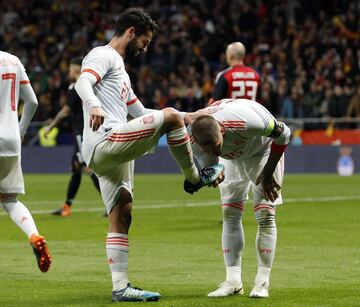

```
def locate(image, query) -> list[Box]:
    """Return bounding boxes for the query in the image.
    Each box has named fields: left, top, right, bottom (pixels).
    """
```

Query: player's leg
left=97, top=162, right=160, bottom=302
left=0, top=156, right=51, bottom=272
left=161, top=108, right=224, bottom=192
left=160, top=108, right=199, bottom=184
left=250, top=155, right=284, bottom=298
left=75, top=133, right=101, bottom=193
left=208, top=159, right=249, bottom=297
left=53, top=150, right=81, bottom=216
left=250, top=204, right=276, bottom=298
left=91, top=110, right=222, bottom=192
left=89, top=170, right=101, bottom=192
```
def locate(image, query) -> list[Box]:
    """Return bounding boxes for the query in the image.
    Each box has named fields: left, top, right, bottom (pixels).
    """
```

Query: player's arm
left=44, top=105, right=71, bottom=137
left=256, top=120, right=291, bottom=201
left=75, top=72, right=104, bottom=131
left=19, top=83, right=38, bottom=139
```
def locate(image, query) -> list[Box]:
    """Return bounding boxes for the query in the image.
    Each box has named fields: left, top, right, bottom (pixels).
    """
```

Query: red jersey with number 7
left=212, top=64, right=260, bottom=101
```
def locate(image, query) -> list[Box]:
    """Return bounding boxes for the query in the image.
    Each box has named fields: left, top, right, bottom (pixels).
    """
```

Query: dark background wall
left=21, top=145, right=359, bottom=174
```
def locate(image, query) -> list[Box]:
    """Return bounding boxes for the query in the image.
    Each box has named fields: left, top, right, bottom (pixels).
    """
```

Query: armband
left=269, top=121, right=284, bottom=138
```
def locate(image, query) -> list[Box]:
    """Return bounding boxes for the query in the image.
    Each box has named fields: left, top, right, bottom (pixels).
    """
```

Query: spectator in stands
left=303, top=81, right=323, bottom=117
left=346, top=84, right=360, bottom=128
left=279, top=85, right=304, bottom=118
left=0, top=0, right=358, bottom=131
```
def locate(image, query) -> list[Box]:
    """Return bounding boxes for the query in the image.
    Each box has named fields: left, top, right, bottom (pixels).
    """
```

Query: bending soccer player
left=185, top=98, right=291, bottom=299
left=75, top=8, right=223, bottom=302
left=0, top=51, right=52, bottom=273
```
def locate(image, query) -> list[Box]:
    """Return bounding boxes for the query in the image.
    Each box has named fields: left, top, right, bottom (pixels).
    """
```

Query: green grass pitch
left=0, top=173, right=360, bottom=306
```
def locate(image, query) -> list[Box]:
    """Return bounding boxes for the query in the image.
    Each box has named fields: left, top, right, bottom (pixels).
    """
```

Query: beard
left=124, top=39, right=140, bottom=63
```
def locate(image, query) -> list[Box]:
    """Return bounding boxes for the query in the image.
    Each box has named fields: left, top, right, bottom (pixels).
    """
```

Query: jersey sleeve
left=18, top=59, right=30, bottom=85
left=81, top=48, right=112, bottom=82
left=213, top=73, right=228, bottom=100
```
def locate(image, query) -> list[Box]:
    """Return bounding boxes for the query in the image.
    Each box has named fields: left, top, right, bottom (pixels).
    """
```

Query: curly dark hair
left=114, top=8, right=159, bottom=37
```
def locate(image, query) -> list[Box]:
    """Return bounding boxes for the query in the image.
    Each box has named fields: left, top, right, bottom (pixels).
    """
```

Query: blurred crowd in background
left=1, top=0, right=359, bottom=131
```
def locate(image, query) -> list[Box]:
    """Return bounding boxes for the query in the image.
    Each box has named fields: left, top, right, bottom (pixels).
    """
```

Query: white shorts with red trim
left=96, top=160, right=134, bottom=214
left=219, top=153, right=284, bottom=206
left=89, top=111, right=164, bottom=212
left=0, top=156, right=25, bottom=194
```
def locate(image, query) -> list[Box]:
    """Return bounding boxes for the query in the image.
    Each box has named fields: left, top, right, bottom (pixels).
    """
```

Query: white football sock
left=166, top=127, right=199, bottom=184
left=106, top=233, right=129, bottom=291
left=1, top=199, right=38, bottom=238
left=254, top=204, right=277, bottom=284
left=222, top=202, right=245, bottom=284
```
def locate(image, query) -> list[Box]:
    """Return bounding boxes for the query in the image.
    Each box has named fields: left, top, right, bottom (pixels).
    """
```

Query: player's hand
left=212, top=171, right=225, bottom=187
left=43, top=126, right=51, bottom=138
left=255, top=172, right=281, bottom=202
left=89, top=106, right=105, bottom=131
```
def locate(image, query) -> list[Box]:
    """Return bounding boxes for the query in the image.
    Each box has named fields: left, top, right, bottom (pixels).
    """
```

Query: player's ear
left=127, top=27, right=136, bottom=40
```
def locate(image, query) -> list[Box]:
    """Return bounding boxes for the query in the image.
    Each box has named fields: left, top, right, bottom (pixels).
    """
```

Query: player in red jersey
left=209, top=42, right=260, bottom=105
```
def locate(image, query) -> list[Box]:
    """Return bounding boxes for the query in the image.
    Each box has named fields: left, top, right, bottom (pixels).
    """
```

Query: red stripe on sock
left=222, top=202, right=245, bottom=210
left=254, top=204, right=275, bottom=212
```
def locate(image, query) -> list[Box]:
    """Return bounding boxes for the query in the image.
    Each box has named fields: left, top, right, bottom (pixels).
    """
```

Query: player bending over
left=185, top=98, right=291, bottom=299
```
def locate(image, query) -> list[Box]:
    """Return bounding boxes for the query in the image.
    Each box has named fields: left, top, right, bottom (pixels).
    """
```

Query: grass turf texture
left=0, top=174, right=360, bottom=306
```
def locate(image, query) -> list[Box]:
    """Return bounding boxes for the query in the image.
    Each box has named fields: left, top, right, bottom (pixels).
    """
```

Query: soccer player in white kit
left=185, top=98, right=291, bottom=298
left=0, top=51, right=52, bottom=272
left=75, top=8, right=223, bottom=302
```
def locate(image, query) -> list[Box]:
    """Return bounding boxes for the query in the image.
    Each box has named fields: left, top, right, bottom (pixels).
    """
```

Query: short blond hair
left=191, top=115, right=219, bottom=146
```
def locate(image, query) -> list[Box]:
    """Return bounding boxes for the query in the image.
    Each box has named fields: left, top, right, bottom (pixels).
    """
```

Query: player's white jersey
left=0, top=51, right=30, bottom=156
left=189, top=99, right=280, bottom=167
left=80, top=45, right=140, bottom=164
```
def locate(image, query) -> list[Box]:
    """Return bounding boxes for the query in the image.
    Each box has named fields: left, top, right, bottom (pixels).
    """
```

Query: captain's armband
left=269, top=121, right=284, bottom=138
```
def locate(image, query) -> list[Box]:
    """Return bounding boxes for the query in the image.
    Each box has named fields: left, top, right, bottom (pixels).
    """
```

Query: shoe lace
left=201, top=167, right=216, bottom=180
left=124, top=286, right=144, bottom=299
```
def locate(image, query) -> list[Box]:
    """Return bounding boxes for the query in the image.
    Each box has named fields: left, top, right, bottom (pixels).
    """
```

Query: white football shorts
left=0, top=156, right=25, bottom=194
left=219, top=152, right=285, bottom=207
left=90, top=111, right=164, bottom=213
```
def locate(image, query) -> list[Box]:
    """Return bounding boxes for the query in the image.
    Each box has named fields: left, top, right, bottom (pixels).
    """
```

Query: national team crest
left=143, top=115, right=155, bottom=124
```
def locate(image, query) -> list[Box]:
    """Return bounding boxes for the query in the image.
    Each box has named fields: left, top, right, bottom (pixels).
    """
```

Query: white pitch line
left=1, top=195, right=360, bottom=216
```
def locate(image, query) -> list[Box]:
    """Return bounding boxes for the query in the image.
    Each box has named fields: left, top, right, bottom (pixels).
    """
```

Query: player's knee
left=222, top=203, right=244, bottom=221
left=162, top=108, right=183, bottom=130
left=254, top=206, right=276, bottom=228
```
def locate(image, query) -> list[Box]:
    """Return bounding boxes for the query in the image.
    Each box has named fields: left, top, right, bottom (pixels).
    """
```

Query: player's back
left=207, top=99, right=273, bottom=160
left=0, top=51, right=27, bottom=156
left=214, top=65, right=260, bottom=101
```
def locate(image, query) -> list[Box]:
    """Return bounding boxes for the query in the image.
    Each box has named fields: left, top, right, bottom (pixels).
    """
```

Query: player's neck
left=230, top=60, right=244, bottom=66
left=108, top=37, right=126, bottom=57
